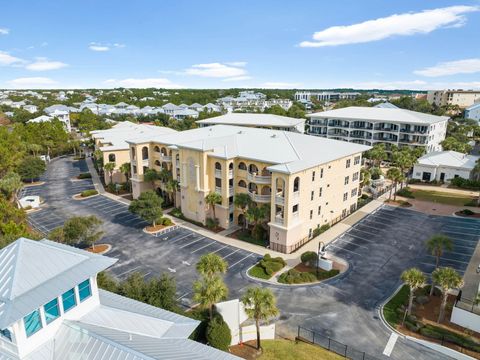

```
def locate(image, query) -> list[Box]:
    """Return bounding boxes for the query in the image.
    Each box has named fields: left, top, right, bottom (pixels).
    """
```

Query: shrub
left=252, top=225, right=267, bottom=241
left=206, top=315, right=231, bottom=351
left=396, top=187, right=414, bottom=198
left=170, top=207, right=183, bottom=218
left=107, top=183, right=117, bottom=193
left=383, top=285, right=409, bottom=326
left=370, top=167, right=382, bottom=180
left=80, top=189, right=98, bottom=197
left=206, top=217, right=219, bottom=230
left=419, top=325, right=480, bottom=352
left=450, top=176, right=480, bottom=191
left=78, top=172, right=92, bottom=179
left=301, top=251, right=317, bottom=266
left=159, top=217, right=173, bottom=226
left=313, top=224, right=331, bottom=238
left=459, top=209, right=475, bottom=216
left=248, top=254, right=286, bottom=279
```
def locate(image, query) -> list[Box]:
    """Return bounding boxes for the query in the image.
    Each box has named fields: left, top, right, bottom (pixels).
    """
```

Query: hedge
left=382, top=285, right=409, bottom=326
left=80, top=189, right=98, bottom=197
left=206, top=315, right=232, bottom=351
left=419, top=325, right=480, bottom=352
left=248, top=254, right=286, bottom=280
left=277, top=268, right=339, bottom=284
left=450, top=177, right=480, bottom=191
left=78, top=172, right=92, bottom=179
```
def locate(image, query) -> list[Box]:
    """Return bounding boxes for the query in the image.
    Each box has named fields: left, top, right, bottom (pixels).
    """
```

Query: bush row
left=170, top=207, right=204, bottom=227
left=78, top=172, right=92, bottom=179
left=312, top=224, right=330, bottom=238
left=248, top=254, right=286, bottom=279
left=80, top=189, right=98, bottom=197
left=396, top=187, right=414, bottom=198
left=450, top=177, right=480, bottom=191
left=278, top=268, right=339, bottom=284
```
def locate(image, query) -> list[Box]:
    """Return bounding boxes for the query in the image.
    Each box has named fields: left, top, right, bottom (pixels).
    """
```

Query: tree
left=143, top=168, right=158, bottom=188
left=62, top=215, right=104, bottom=248
left=206, top=315, right=232, bottom=351
left=147, top=273, right=178, bottom=312
left=196, top=253, right=228, bottom=277
left=365, top=143, right=387, bottom=167
left=0, top=172, right=23, bottom=202
left=234, top=193, right=252, bottom=229
left=193, top=275, right=228, bottom=320
left=426, top=234, right=453, bottom=296
left=246, top=204, right=270, bottom=240
left=205, top=192, right=222, bottom=220
left=432, top=267, right=464, bottom=323
left=472, top=159, right=480, bottom=206
left=392, top=148, right=416, bottom=189
left=129, top=190, right=164, bottom=227
left=27, top=143, right=43, bottom=157
left=166, top=179, right=179, bottom=207
left=241, top=287, right=279, bottom=351
left=104, top=162, right=116, bottom=184
left=119, top=162, right=131, bottom=191
left=360, top=168, right=371, bottom=192
left=17, top=156, right=46, bottom=183
left=386, top=167, right=404, bottom=201
left=301, top=251, right=317, bottom=267
left=441, top=137, right=472, bottom=153
left=401, top=268, right=426, bottom=318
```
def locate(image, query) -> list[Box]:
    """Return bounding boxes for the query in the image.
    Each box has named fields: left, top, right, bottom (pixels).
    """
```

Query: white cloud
left=26, top=57, right=68, bottom=71
left=113, top=43, right=126, bottom=48
left=261, top=82, right=302, bottom=89
left=7, top=77, right=58, bottom=88
left=222, top=76, right=252, bottom=82
left=185, top=62, right=248, bottom=78
left=414, top=58, right=480, bottom=77
left=0, top=51, right=25, bottom=66
left=104, top=78, right=183, bottom=89
left=89, top=44, right=110, bottom=52
left=299, top=5, right=479, bottom=47
left=0, top=28, right=9, bottom=35
left=225, top=61, right=247, bottom=67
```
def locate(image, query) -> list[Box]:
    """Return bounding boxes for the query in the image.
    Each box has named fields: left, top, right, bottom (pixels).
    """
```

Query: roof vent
left=238, top=131, right=243, bottom=134
left=271, top=134, right=277, bottom=138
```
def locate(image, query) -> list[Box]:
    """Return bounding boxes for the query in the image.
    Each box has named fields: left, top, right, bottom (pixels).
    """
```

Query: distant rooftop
left=417, top=151, right=479, bottom=170
left=196, top=113, right=305, bottom=128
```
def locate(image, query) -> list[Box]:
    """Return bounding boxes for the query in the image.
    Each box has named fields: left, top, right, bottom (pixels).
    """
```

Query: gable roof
left=196, top=113, right=305, bottom=127
left=416, top=151, right=479, bottom=169
left=308, top=106, right=449, bottom=125
left=0, top=238, right=117, bottom=328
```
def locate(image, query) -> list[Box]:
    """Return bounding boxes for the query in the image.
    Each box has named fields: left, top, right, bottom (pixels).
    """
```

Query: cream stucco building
left=90, top=121, right=176, bottom=184
left=427, top=90, right=480, bottom=108
left=127, top=125, right=369, bottom=253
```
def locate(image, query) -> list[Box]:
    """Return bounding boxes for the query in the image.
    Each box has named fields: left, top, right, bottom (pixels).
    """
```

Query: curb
left=72, top=193, right=99, bottom=201
left=143, top=224, right=180, bottom=235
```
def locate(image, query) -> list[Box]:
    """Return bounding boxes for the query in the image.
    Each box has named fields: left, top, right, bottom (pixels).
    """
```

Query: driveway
left=25, top=157, right=479, bottom=360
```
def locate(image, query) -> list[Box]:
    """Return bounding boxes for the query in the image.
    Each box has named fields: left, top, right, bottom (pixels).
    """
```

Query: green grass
left=383, top=285, right=409, bottom=327
left=258, top=339, right=344, bottom=360
left=236, top=230, right=266, bottom=246
left=248, top=264, right=273, bottom=279
left=411, top=189, right=476, bottom=206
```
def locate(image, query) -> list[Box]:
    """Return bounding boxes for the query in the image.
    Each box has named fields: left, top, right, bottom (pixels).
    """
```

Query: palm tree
left=196, top=253, right=228, bottom=277
left=205, top=192, right=222, bottom=220
left=193, top=275, right=228, bottom=320
left=386, top=167, right=403, bottom=201
left=103, top=162, right=115, bottom=184
left=392, top=149, right=415, bottom=189
left=241, top=287, right=279, bottom=351
left=143, top=168, right=158, bottom=189
left=119, top=162, right=131, bottom=191
left=158, top=168, right=172, bottom=183
left=426, top=234, right=453, bottom=296
left=0, top=172, right=23, bottom=203
left=166, top=179, right=179, bottom=207
left=360, top=168, right=371, bottom=191
left=366, top=143, right=387, bottom=168
left=246, top=204, right=269, bottom=240
left=432, top=267, right=464, bottom=323
left=401, top=268, right=426, bottom=319
left=234, top=193, right=252, bottom=229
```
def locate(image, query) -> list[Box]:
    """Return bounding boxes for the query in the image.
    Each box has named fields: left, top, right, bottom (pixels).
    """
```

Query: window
left=24, top=310, right=42, bottom=337
left=343, top=192, right=348, bottom=201
left=352, top=172, right=359, bottom=181
left=310, top=210, right=313, bottom=219
left=346, top=159, right=351, bottom=168
left=312, top=171, right=315, bottom=181
left=293, top=204, right=298, bottom=213
left=78, top=279, right=92, bottom=302
left=62, top=288, right=77, bottom=313
left=309, top=228, right=313, bottom=238
left=354, top=156, right=361, bottom=165
left=293, top=177, right=300, bottom=192
left=0, top=328, right=12, bottom=342
left=238, top=180, right=246, bottom=188
left=318, top=205, right=321, bottom=215
left=108, top=154, right=116, bottom=163
left=132, top=165, right=137, bottom=174
left=238, top=162, right=247, bottom=170
left=319, top=187, right=322, bottom=197
left=344, top=176, right=349, bottom=185
left=320, top=168, right=324, bottom=178
left=310, top=191, right=314, bottom=201
left=44, top=298, right=60, bottom=324
left=351, top=188, right=358, bottom=197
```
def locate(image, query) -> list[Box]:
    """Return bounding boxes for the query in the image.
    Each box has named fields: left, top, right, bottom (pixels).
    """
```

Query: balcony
left=215, top=169, right=222, bottom=178
left=228, top=169, right=233, bottom=179
left=292, top=191, right=300, bottom=201
left=247, top=172, right=272, bottom=184
left=160, top=155, right=172, bottom=162
left=274, top=215, right=284, bottom=225
left=229, top=204, right=234, bottom=212
left=248, top=191, right=271, bottom=203
left=400, top=128, right=427, bottom=135
left=142, top=159, right=149, bottom=166
left=275, top=192, right=285, bottom=205
left=215, top=186, right=222, bottom=193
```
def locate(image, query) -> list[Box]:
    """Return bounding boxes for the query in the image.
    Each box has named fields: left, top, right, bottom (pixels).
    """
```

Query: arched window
left=249, top=164, right=258, bottom=174
left=131, top=147, right=136, bottom=159
left=154, top=160, right=161, bottom=166
left=108, top=154, right=116, bottom=163
left=276, top=178, right=285, bottom=196
left=161, top=147, right=168, bottom=156
left=293, top=177, right=300, bottom=192
left=261, top=167, right=270, bottom=176
left=229, top=162, right=233, bottom=170
left=238, top=162, right=247, bottom=170
left=215, top=162, right=222, bottom=170
left=238, top=180, right=246, bottom=188
left=154, top=146, right=160, bottom=152
left=142, top=146, right=148, bottom=160
left=261, top=186, right=271, bottom=196
left=248, top=183, right=258, bottom=193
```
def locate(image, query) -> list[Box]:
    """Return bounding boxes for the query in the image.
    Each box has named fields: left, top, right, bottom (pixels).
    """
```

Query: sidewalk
left=409, top=183, right=478, bottom=197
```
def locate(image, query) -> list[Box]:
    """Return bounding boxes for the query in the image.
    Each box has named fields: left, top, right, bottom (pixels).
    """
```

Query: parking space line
left=328, top=243, right=364, bottom=257
left=228, top=253, right=253, bottom=269
left=222, top=249, right=240, bottom=259
left=179, top=237, right=205, bottom=249
left=426, top=255, right=471, bottom=266
left=115, top=265, right=142, bottom=278
left=383, top=333, right=398, bottom=357
left=211, top=244, right=230, bottom=254
left=191, top=242, right=216, bottom=254
left=336, top=236, right=370, bottom=249
left=169, top=233, right=196, bottom=244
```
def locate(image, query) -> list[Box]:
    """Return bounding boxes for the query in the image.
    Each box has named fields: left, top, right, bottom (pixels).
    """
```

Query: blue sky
left=1, top=0, right=479, bottom=90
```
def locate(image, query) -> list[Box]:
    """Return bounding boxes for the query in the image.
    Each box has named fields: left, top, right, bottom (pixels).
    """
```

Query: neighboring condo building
left=412, top=151, right=479, bottom=182
left=0, top=238, right=238, bottom=360
left=91, top=121, right=177, bottom=184
left=294, top=91, right=361, bottom=102
left=465, top=102, right=480, bottom=123
left=127, top=125, right=369, bottom=253
left=307, top=106, right=449, bottom=153
left=196, top=113, right=306, bottom=133
left=427, top=90, right=480, bottom=108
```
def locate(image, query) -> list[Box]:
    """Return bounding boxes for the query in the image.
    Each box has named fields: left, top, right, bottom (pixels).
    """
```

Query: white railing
left=275, top=192, right=285, bottom=205
left=275, top=215, right=284, bottom=225
left=229, top=204, right=234, bottom=212
left=228, top=169, right=234, bottom=179
left=0, top=338, right=18, bottom=356
left=142, top=159, right=149, bottom=166
left=161, top=155, right=172, bottom=162
left=248, top=191, right=271, bottom=203
left=247, top=172, right=272, bottom=184
left=228, top=186, right=234, bottom=195
left=215, top=186, right=222, bottom=193
left=215, top=169, right=222, bottom=178
left=293, top=191, right=300, bottom=200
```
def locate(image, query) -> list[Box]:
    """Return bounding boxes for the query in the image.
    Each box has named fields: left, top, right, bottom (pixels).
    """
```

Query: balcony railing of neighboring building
left=292, top=191, right=300, bottom=201
left=275, top=192, right=285, bottom=205
left=228, top=186, right=234, bottom=195
left=142, top=159, right=149, bottom=166
left=399, top=128, right=428, bottom=134
left=247, top=172, right=272, bottom=184
left=248, top=190, right=271, bottom=203
left=229, top=204, right=234, bottom=212
left=349, top=133, right=372, bottom=139
left=0, top=337, right=17, bottom=355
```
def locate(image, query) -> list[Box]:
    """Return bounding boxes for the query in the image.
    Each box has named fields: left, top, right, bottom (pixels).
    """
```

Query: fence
left=455, top=296, right=480, bottom=315
left=296, top=327, right=380, bottom=360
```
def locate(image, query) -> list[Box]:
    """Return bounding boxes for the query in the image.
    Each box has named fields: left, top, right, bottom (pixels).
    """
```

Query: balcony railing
left=228, top=169, right=233, bottom=179
left=161, top=155, right=172, bottom=162
left=275, top=192, right=285, bottom=205
left=142, top=159, right=149, bottom=166
left=274, top=215, right=284, bottom=225
left=229, top=204, right=234, bottom=212
left=247, top=172, right=272, bottom=184
left=229, top=186, right=234, bottom=194
left=215, top=186, right=222, bottom=193
left=215, top=169, right=222, bottom=178
left=293, top=191, right=300, bottom=200
left=248, top=191, right=271, bottom=203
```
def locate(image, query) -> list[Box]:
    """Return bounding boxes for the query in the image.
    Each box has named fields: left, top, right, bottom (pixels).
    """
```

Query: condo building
left=127, top=125, right=369, bottom=253
left=427, top=90, right=480, bottom=108
left=0, top=238, right=237, bottom=360
left=294, top=91, right=361, bottom=102
left=307, top=106, right=449, bottom=153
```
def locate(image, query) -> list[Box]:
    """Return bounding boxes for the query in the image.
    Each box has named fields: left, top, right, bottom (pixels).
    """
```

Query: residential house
left=465, top=102, right=480, bottom=123
left=412, top=151, right=479, bottom=182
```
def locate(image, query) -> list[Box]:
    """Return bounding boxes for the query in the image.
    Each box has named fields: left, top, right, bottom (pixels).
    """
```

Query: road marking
left=179, top=237, right=204, bottom=249
left=228, top=253, right=253, bottom=269
left=222, top=249, right=240, bottom=259
left=116, top=265, right=142, bottom=278
left=191, top=241, right=216, bottom=254
left=168, top=267, right=176, bottom=273
left=169, top=233, right=195, bottom=244
left=383, top=332, right=398, bottom=357
left=182, top=261, right=191, bottom=266
left=211, top=244, right=229, bottom=254
left=327, top=243, right=363, bottom=257
left=177, top=292, right=190, bottom=301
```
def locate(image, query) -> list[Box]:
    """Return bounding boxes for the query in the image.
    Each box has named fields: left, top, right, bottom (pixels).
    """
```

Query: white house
left=0, top=238, right=240, bottom=359
left=27, top=113, right=71, bottom=133
left=412, top=151, right=479, bottom=182
left=22, top=105, right=38, bottom=114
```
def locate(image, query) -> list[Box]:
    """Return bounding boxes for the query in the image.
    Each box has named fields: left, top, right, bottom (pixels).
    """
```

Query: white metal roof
left=196, top=113, right=305, bottom=128
left=416, top=151, right=479, bottom=169
left=308, top=106, right=449, bottom=125
left=127, top=125, right=369, bottom=174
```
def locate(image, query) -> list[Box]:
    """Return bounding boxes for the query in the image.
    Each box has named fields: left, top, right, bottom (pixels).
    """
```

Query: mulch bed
left=455, top=211, right=480, bottom=218
left=145, top=224, right=168, bottom=233
left=86, top=244, right=110, bottom=254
